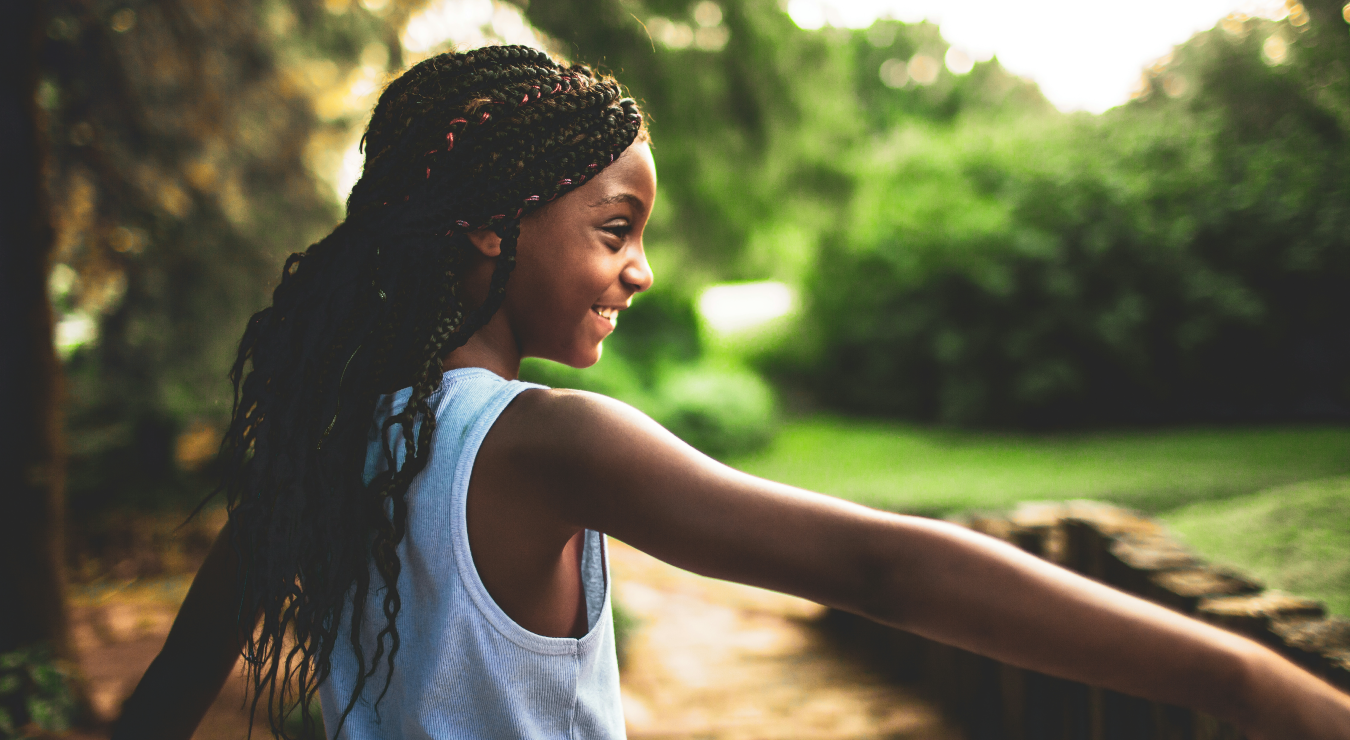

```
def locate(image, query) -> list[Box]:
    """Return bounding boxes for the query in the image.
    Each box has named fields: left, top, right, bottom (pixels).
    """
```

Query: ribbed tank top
left=318, top=368, right=626, bottom=739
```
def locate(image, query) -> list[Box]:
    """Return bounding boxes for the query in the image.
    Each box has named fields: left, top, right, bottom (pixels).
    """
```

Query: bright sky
left=786, top=0, right=1290, bottom=112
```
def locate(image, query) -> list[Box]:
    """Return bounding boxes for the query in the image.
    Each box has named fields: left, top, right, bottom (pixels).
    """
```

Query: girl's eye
left=601, top=222, right=631, bottom=243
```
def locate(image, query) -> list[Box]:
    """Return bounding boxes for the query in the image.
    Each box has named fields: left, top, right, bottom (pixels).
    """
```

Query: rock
left=1198, top=591, right=1325, bottom=639
left=1146, top=567, right=1262, bottom=613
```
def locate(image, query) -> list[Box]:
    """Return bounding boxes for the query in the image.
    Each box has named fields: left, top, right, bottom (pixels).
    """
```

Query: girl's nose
left=623, top=250, right=654, bottom=293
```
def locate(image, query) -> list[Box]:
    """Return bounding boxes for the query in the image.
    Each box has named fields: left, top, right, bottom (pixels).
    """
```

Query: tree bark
left=0, top=0, right=71, bottom=661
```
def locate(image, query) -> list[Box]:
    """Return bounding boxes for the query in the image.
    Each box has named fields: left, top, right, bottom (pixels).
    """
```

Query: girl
left=114, top=46, right=1350, bottom=739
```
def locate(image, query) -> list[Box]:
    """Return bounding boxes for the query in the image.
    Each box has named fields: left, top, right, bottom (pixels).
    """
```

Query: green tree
left=527, top=0, right=1048, bottom=287
left=795, top=5, right=1350, bottom=426
left=39, top=0, right=422, bottom=531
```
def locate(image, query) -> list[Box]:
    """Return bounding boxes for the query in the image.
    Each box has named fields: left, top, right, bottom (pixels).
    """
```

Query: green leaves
left=0, top=643, right=79, bottom=739
left=801, top=84, right=1350, bottom=425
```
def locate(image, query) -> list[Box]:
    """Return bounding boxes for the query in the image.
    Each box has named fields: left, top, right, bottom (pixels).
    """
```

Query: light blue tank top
left=318, top=368, right=625, bottom=739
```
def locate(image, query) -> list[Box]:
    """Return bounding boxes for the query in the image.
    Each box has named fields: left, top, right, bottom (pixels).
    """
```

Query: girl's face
left=499, top=141, right=657, bottom=368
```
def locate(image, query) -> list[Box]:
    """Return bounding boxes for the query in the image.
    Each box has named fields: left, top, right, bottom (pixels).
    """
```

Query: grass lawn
left=1162, top=477, right=1350, bottom=617
left=731, top=416, right=1350, bottom=614
left=729, top=417, right=1350, bottom=516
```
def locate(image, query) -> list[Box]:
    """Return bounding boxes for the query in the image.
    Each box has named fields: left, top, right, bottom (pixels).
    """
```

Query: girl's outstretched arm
left=484, top=389, right=1350, bottom=740
left=111, top=521, right=252, bottom=740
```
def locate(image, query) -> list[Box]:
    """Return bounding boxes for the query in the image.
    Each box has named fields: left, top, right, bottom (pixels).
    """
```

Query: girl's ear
left=466, top=228, right=502, bottom=257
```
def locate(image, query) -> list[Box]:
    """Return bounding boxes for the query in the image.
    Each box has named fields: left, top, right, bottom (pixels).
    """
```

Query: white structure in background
left=698, top=281, right=796, bottom=335
left=401, top=0, right=545, bottom=57
left=785, top=0, right=1291, bottom=113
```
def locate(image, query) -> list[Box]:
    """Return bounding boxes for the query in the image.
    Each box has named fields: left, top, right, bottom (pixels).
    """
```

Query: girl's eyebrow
left=589, top=193, right=645, bottom=210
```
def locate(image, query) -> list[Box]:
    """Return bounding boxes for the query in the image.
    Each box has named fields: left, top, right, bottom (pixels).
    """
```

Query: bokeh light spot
left=694, top=25, right=730, bottom=51
left=109, top=9, right=136, bottom=33
left=1262, top=34, right=1288, bottom=64
left=108, top=226, right=145, bottom=255
left=879, top=58, right=909, bottom=87
left=693, top=1, right=723, bottom=28
left=1162, top=74, right=1189, bottom=97
left=648, top=17, right=694, bottom=48
left=787, top=0, right=826, bottom=30
left=945, top=48, right=974, bottom=75
left=49, top=264, right=76, bottom=299
left=908, top=54, right=941, bottom=85
left=56, top=312, right=97, bottom=355
left=1287, top=3, right=1309, bottom=26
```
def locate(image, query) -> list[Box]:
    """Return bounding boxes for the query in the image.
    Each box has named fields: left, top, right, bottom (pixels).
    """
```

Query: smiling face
left=494, top=140, right=657, bottom=368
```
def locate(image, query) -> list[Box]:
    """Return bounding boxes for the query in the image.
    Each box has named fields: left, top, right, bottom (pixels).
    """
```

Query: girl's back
left=321, top=369, right=622, bottom=739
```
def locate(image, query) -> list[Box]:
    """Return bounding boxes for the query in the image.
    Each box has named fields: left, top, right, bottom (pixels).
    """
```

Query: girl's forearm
left=112, top=522, right=249, bottom=740
left=113, top=650, right=237, bottom=740
left=858, top=516, right=1350, bottom=735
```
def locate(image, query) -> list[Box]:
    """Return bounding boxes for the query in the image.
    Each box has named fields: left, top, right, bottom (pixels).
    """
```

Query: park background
left=4, top=0, right=1350, bottom=735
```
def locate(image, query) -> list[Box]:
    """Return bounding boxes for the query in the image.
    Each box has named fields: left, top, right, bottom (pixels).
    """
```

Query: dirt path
left=609, top=540, right=957, bottom=740
left=68, top=541, right=955, bottom=739
left=70, top=578, right=259, bottom=740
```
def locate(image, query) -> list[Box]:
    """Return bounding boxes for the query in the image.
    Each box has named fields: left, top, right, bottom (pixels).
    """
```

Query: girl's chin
left=542, top=341, right=604, bottom=370
left=576, top=342, right=604, bottom=368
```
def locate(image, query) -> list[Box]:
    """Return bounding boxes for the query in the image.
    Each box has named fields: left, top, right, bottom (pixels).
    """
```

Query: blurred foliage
left=523, top=0, right=1048, bottom=449
left=0, top=643, right=78, bottom=738
left=281, top=695, right=326, bottom=740
left=520, top=282, right=777, bottom=459
left=39, top=0, right=421, bottom=522
left=789, top=2, right=1350, bottom=426
left=611, top=595, right=639, bottom=669
left=45, top=0, right=1350, bottom=523
left=532, top=0, right=1350, bottom=428
left=527, top=0, right=1049, bottom=287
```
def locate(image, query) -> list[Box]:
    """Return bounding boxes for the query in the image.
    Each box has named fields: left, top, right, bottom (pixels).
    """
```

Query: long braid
left=211, top=46, right=645, bottom=739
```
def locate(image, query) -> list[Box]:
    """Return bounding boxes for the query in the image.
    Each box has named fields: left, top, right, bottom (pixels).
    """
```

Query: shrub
left=793, top=25, right=1350, bottom=427
left=520, top=284, right=779, bottom=457
left=649, top=362, right=778, bottom=459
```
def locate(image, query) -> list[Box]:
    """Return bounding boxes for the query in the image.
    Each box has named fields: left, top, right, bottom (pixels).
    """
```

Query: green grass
left=729, top=417, right=1350, bottom=516
left=1161, top=477, right=1350, bottom=617
left=730, top=417, right=1350, bottom=615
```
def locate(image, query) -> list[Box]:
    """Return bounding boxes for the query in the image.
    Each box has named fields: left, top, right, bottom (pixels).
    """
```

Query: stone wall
left=823, top=501, right=1350, bottom=739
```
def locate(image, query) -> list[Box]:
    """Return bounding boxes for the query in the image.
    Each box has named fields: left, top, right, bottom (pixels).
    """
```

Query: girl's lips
left=591, top=305, right=620, bottom=329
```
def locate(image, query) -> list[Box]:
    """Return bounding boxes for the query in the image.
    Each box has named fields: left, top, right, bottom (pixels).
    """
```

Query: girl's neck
left=442, top=309, right=522, bottom=380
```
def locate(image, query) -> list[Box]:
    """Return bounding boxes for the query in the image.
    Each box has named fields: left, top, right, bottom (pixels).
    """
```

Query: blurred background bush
left=796, top=22, right=1350, bottom=426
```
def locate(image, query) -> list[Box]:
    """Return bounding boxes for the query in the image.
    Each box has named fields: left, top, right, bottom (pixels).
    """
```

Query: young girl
left=114, top=46, right=1350, bottom=740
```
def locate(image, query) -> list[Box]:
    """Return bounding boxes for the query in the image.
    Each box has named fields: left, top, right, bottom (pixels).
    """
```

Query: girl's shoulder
left=497, top=386, right=672, bottom=461
left=479, top=384, right=706, bottom=515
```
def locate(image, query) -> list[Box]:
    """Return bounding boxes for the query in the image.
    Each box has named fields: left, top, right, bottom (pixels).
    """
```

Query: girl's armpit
left=483, top=387, right=890, bottom=612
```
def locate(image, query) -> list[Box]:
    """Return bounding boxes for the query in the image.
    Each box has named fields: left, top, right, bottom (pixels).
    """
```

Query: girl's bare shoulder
left=496, top=386, right=695, bottom=474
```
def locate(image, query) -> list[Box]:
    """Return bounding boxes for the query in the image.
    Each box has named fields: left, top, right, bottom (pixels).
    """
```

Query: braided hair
left=213, top=46, right=645, bottom=738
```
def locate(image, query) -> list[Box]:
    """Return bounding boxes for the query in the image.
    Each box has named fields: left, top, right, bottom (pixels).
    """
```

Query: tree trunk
left=0, top=0, right=71, bottom=661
